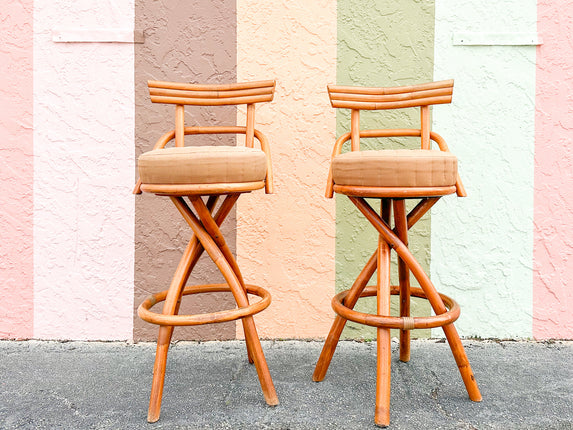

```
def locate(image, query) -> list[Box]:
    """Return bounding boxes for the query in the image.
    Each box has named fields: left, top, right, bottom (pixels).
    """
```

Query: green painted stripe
left=336, top=0, right=435, bottom=340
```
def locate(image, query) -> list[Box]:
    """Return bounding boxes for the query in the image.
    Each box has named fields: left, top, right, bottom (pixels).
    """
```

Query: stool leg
left=313, top=250, right=377, bottom=382
left=375, top=199, right=392, bottom=427
left=147, top=237, right=200, bottom=422
left=349, top=196, right=482, bottom=402
left=172, top=197, right=279, bottom=406
left=440, top=323, right=482, bottom=401
left=146, top=197, right=222, bottom=423
left=393, top=199, right=411, bottom=362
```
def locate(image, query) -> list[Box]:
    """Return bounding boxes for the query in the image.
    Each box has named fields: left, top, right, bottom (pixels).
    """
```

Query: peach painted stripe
left=237, top=0, right=336, bottom=338
left=33, top=1, right=134, bottom=340
left=534, top=0, right=573, bottom=339
left=0, top=0, right=34, bottom=339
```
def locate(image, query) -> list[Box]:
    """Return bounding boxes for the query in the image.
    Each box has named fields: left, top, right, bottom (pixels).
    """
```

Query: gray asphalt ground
left=0, top=339, right=571, bottom=429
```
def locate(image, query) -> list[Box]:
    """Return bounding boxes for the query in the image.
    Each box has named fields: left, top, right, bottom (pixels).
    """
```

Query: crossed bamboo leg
left=313, top=196, right=481, bottom=427
left=146, top=194, right=277, bottom=423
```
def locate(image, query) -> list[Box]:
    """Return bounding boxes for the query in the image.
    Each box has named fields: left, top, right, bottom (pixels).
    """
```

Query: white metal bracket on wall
left=453, top=33, right=542, bottom=46
left=52, top=29, right=144, bottom=43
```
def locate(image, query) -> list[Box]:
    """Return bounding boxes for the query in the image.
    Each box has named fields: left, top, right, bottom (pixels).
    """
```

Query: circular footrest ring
left=138, top=283, right=271, bottom=326
left=332, top=285, right=460, bottom=330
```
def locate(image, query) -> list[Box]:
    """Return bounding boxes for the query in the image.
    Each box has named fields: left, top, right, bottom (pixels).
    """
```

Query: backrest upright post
left=175, top=104, right=185, bottom=147
left=420, top=105, right=430, bottom=150
left=246, top=103, right=255, bottom=148
left=351, top=109, right=360, bottom=151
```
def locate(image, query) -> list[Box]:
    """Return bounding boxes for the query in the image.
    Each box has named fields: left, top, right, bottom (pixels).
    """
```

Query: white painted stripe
left=33, top=1, right=134, bottom=340
left=432, top=0, right=535, bottom=338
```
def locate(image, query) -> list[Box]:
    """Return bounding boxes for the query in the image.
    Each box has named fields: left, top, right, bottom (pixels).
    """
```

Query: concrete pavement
left=1, top=339, right=571, bottom=429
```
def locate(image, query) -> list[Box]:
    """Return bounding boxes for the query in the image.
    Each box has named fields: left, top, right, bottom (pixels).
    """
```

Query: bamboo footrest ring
left=332, top=285, right=460, bottom=330
left=138, top=283, right=271, bottom=326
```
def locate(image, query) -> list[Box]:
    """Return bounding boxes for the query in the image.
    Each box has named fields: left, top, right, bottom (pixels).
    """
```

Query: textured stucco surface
left=0, top=0, right=34, bottom=338
left=432, top=0, right=536, bottom=338
left=237, top=0, right=337, bottom=338
left=2, top=2, right=572, bottom=343
left=336, top=0, right=435, bottom=340
left=134, top=0, right=237, bottom=341
left=33, top=1, right=135, bottom=340
left=534, top=0, right=573, bottom=339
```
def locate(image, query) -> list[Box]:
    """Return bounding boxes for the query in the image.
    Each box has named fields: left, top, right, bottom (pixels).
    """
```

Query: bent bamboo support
left=314, top=196, right=481, bottom=428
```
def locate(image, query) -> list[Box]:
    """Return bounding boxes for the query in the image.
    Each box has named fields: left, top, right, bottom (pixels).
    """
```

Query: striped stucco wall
left=1, top=1, right=572, bottom=341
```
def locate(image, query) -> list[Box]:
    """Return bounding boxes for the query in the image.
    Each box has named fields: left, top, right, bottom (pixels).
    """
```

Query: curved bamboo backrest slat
left=148, top=80, right=276, bottom=106
left=134, top=80, right=276, bottom=195
left=328, top=80, right=453, bottom=110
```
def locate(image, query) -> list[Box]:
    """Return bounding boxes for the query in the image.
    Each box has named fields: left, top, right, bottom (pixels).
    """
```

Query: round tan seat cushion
left=138, top=146, right=267, bottom=185
left=332, top=149, right=457, bottom=188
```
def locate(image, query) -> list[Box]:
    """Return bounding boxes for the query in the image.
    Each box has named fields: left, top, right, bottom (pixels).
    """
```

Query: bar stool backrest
left=325, top=80, right=465, bottom=198
left=134, top=80, right=276, bottom=194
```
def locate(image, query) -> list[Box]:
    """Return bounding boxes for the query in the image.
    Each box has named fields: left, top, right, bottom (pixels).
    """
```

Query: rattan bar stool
left=134, top=79, right=279, bottom=422
left=313, top=80, right=482, bottom=427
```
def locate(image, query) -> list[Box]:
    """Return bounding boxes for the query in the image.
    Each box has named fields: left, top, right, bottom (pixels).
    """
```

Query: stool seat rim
left=138, top=283, right=271, bottom=326
left=332, top=285, right=460, bottom=329
left=140, top=181, right=265, bottom=196
left=334, top=184, right=456, bottom=198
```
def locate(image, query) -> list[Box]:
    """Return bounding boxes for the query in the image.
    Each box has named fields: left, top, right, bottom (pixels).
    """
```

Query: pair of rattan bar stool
left=134, top=78, right=481, bottom=427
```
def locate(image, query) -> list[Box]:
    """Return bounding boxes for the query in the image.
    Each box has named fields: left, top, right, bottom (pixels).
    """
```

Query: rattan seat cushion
left=332, top=149, right=457, bottom=188
left=138, top=146, right=267, bottom=185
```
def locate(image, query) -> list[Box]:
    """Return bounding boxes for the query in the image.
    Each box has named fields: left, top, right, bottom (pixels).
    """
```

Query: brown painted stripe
left=134, top=0, right=237, bottom=341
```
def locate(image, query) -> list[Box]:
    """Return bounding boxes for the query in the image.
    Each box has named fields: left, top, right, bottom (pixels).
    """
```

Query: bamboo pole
left=175, top=104, right=185, bottom=147
left=375, top=199, right=392, bottom=427
left=149, top=86, right=274, bottom=100
left=328, top=79, right=454, bottom=96
left=150, top=94, right=273, bottom=106
left=351, top=109, right=360, bottom=151
left=420, top=105, right=430, bottom=150
left=405, top=197, right=439, bottom=229
left=245, top=104, right=255, bottom=148
left=331, top=96, right=452, bottom=111
left=393, top=199, right=411, bottom=362
left=148, top=79, right=276, bottom=92
left=329, top=87, right=453, bottom=104
left=331, top=286, right=460, bottom=329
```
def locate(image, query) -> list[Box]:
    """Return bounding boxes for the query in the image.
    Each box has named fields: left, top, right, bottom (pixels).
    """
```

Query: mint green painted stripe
left=336, top=0, right=436, bottom=339
left=432, top=0, right=536, bottom=338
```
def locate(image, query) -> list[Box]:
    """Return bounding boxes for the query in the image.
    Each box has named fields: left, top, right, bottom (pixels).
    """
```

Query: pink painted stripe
left=0, top=0, right=34, bottom=339
left=33, top=2, right=134, bottom=340
left=534, top=0, right=573, bottom=339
